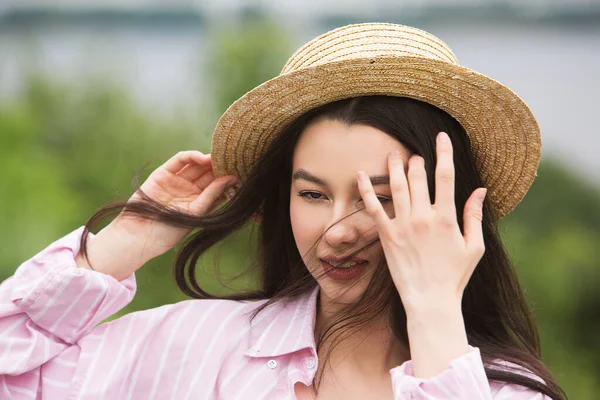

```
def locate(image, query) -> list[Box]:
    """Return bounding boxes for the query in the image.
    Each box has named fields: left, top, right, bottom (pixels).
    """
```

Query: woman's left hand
left=356, top=131, right=487, bottom=313
left=357, top=132, right=487, bottom=377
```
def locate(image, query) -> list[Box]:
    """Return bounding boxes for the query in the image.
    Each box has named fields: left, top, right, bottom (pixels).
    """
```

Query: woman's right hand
left=76, top=151, right=239, bottom=279
left=117, top=151, right=239, bottom=258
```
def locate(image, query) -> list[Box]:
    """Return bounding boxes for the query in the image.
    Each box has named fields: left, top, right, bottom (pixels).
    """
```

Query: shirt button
left=304, top=357, right=316, bottom=369
left=267, top=359, right=277, bottom=369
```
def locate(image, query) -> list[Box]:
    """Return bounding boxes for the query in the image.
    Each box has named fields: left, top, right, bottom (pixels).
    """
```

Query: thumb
left=463, top=188, right=486, bottom=252
left=192, top=176, right=238, bottom=216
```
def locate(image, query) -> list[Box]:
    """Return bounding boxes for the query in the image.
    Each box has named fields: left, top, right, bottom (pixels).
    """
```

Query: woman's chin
left=319, top=282, right=367, bottom=305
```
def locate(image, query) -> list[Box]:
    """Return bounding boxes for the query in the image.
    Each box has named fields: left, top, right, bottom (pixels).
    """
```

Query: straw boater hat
left=211, top=23, right=541, bottom=220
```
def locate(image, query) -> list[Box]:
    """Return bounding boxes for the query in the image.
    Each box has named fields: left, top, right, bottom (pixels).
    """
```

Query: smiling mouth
left=320, top=259, right=369, bottom=281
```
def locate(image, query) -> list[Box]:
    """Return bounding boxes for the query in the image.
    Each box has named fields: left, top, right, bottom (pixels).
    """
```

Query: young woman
left=0, top=23, right=566, bottom=399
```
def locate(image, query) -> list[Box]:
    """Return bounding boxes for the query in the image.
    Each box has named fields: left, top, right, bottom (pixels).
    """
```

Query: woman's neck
left=314, top=293, right=410, bottom=378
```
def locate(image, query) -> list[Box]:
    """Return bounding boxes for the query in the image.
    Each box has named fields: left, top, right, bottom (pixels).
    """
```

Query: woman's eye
left=358, top=196, right=392, bottom=204
left=298, top=191, right=327, bottom=202
left=377, top=196, right=392, bottom=204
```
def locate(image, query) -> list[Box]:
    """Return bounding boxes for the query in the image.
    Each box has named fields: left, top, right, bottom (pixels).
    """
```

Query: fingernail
left=438, top=132, right=450, bottom=143
left=357, top=171, right=368, bottom=183
left=390, top=150, right=401, bottom=160
left=478, top=188, right=487, bottom=202
left=225, top=187, right=236, bottom=200
left=410, top=155, right=423, bottom=165
left=225, top=181, right=241, bottom=199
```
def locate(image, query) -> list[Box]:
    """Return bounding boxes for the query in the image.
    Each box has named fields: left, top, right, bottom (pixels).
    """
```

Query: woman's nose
left=323, top=215, right=360, bottom=248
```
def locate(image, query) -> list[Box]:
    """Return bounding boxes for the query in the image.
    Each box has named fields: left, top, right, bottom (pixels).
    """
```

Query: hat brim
left=211, top=56, right=541, bottom=220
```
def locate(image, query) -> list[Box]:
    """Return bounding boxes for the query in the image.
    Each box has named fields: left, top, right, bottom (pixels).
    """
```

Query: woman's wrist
left=401, top=289, right=463, bottom=317
left=75, top=221, right=153, bottom=281
left=404, top=296, right=469, bottom=378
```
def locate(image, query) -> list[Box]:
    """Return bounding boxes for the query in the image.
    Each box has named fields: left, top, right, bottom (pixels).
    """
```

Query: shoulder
left=153, top=296, right=271, bottom=333
left=92, top=296, right=271, bottom=347
left=90, top=291, right=315, bottom=364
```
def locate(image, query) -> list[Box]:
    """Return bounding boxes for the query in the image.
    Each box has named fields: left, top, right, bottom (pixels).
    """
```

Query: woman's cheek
left=290, top=201, right=324, bottom=252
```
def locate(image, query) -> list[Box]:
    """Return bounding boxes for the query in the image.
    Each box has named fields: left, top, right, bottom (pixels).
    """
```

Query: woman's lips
left=321, top=256, right=367, bottom=264
left=321, top=259, right=368, bottom=281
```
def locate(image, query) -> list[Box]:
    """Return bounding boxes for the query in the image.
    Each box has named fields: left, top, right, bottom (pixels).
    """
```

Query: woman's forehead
left=293, top=119, right=410, bottom=167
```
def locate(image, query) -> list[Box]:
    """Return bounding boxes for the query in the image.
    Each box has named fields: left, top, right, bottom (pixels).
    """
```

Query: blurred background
left=1, top=0, right=598, bottom=398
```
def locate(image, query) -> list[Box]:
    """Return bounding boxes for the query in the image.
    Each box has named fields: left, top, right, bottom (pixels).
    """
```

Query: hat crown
left=281, top=23, right=459, bottom=75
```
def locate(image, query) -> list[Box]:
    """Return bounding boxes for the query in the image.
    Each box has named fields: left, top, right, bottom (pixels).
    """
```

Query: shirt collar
left=244, top=284, right=320, bottom=358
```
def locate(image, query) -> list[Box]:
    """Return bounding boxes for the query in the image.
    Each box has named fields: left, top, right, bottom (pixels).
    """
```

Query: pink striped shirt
left=0, top=227, right=551, bottom=399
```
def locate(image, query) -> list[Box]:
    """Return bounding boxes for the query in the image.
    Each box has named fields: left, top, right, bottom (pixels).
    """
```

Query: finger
left=388, top=150, right=410, bottom=220
left=407, top=155, right=431, bottom=214
left=463, top=188, right=486, bottom=253
left=191, top=176, right=238, bottom=215
left=162, top=151, right=210, bottom=174
left=357, top=171, right=394, bottom=233
left=193, top=170, right=216, bottom=189
left=178, top=162, right=213, bottom=182
left=434, top=132, right=457, bottom=218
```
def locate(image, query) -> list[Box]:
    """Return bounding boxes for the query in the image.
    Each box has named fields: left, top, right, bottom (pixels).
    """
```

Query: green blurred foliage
left=203, top=15, right=293, bottom=116
left=501, top=162, right=600, bottom=397
left=1, top=16, right=598, bottom=399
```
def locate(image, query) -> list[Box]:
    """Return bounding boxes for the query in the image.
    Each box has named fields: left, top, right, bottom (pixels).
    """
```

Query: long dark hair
left=80, top=96, right=566, bottom=399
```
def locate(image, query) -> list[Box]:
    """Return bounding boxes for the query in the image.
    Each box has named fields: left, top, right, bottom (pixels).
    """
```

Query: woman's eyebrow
left=357, top=174, right=390, bottom=188
left=292, top=169, right=390, bottom=187
left=292, top=169, right=326, bottom=185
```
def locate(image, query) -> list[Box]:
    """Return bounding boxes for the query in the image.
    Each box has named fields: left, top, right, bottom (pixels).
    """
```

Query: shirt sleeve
left=389, top=346, right=551, bottom=399
left=0, top=226, right=137, bottom=377
left=0, top=227, right=251, bottom=400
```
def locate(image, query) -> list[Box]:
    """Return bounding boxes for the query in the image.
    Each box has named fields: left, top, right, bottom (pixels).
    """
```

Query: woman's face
left=290, top=119, right=412, bottom=304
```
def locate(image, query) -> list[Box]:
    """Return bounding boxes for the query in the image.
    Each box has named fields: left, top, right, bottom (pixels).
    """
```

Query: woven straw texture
left=211, top=23, right=541, bottom=220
